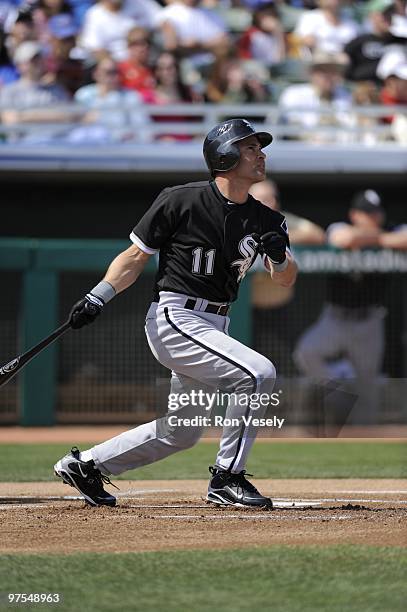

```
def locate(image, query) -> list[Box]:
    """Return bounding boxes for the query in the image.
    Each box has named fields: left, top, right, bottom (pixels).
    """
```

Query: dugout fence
left=0, top=239, right=406, bottom=427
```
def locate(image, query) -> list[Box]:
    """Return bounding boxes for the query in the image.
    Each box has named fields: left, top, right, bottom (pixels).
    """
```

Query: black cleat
left=206, top=466, right=273, bottom=509
left=54, top=446, right=117, bottom=507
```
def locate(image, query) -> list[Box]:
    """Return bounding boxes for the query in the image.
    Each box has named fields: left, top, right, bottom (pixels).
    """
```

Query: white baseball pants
left=90, top=292, right=276, bottom=475
left=293, top=304, right=385, bottom=422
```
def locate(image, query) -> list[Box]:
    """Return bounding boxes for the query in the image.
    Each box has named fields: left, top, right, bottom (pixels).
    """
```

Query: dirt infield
left=2, top=429, right=405, bottom=554
left=1, top=479, right=406, bottom=554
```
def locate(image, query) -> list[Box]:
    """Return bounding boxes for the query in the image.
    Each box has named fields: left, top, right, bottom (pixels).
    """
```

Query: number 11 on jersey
left=192, top=247, right=216, bottom=275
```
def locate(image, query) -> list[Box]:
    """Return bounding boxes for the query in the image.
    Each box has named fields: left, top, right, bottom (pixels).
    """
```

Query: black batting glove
left=259, top=231, right=287, bottom=265
left=69, top=294, right=104, bottom=329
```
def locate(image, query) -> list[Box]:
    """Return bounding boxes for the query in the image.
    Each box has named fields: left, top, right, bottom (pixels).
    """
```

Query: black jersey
left=131, top=180, right=289, bottom=303
left=344, top=33, right=406, bottom=81
left=326, top=222, right=407, bottom=310
left=344, top=33, right=406, bottom=82
left=327, top=273, right=385, bottom=309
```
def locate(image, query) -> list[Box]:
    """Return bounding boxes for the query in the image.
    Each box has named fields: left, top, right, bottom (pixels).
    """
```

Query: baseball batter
left=54, top=119, right=297, bottom=508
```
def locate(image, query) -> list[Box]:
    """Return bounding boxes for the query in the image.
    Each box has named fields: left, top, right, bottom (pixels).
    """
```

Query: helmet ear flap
left=218, top=154, right=227, bottom=169
left=217, top=141, right=240, bottom=172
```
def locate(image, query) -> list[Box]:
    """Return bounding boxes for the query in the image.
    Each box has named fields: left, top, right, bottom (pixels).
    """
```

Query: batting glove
left=259, top=231, right=287, bottom=265
left=69, top=294, right=104, bottom=329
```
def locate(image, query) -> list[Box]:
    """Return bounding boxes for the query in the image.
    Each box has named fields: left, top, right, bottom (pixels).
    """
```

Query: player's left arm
left=264, top=250, right=298, bottom=287
left=258, top=209, right=298, bottom=287
left=378, top=228, right=407, bottom=250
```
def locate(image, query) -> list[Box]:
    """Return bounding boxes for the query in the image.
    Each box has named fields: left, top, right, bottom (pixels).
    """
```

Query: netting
left=0, top=272, right=21, bottom=422
left=252, top=266, right=407, bottom=426
left=1, top=263, right=405, bottom=425
left=57, top=271, right=167, bottom=423
left=252, top=272, right=405, bottom=377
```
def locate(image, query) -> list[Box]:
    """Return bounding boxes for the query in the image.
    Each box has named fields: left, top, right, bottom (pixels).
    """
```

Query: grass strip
left=0, top=441, right=405, bottom=482
left=0, top=546, right=406, bottom=612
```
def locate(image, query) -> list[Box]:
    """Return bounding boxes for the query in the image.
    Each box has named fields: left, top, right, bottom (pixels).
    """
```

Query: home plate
left=273, top=500, right=322, bottom=508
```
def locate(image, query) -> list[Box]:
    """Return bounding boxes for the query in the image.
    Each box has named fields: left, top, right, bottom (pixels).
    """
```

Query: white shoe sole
left=54, top=459, right=98, bottom=506
left=206, top=491, right=273, bottom=509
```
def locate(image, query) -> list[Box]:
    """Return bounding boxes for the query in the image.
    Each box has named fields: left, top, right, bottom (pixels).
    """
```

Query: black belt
left=184, top=298, right=230, bottom=316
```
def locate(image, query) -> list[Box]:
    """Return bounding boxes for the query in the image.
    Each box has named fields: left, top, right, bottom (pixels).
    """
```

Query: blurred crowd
left=0, top=0, right=406, bottom=142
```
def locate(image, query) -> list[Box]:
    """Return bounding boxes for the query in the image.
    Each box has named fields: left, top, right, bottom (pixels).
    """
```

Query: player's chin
left=252, top=169, right=266, bottom=183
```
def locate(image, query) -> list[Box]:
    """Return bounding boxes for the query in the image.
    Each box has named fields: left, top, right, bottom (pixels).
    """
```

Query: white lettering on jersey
left=231, top=235, right=259, bottom=282
left=192, top=247, right=216, bottom=275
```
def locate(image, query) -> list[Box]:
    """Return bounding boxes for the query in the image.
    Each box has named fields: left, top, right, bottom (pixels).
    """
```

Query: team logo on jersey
left=231, top=235, right=259, bottom=282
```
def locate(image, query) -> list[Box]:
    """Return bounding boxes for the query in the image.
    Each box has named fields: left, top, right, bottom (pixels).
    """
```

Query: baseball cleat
left=206, top=466, right=273, bottom=509
left=54, top=446, right=117, bottom=507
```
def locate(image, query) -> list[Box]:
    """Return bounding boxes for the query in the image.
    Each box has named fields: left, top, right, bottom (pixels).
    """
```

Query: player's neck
left=214, top=176, right=250, bottom=204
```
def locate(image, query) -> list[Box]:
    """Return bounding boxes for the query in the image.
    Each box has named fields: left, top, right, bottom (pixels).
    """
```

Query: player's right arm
left=103, top=244, right=151, bottom=294
left=68, top=244, right=151, bottom=329
left=69, top=187, right=176, bottom=329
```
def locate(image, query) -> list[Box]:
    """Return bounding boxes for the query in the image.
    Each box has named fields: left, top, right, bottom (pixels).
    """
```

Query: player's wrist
left=89, top=281, right=116, bottom=304
left=268, top=256, right=288, bottom=272
left=85, top=294, right=105, bottom=308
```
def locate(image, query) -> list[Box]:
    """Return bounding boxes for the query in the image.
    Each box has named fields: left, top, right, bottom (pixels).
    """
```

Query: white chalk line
left=127, top=504, right=209, bottom=509
left=139, top=514, right=353, bottom=521
left=332, top=490, right=407, bottom=494
left=0, top=501, right=320, bottom=510
left=0, top=504, right=48, bottom=509
left=116, top=489, right=179, bottom=497
left=125, top=501, right=322, bottom=509
left=81, top=512, right=353, bottom=521
left=0, top=492, right=406, bottom=510
left=294, top=498, right=407, bottom=504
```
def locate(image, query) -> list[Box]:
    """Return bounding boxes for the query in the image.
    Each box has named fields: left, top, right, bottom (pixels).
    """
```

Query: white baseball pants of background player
left=90, top=292, right=276, bottom=476
left=293, top=304, right=385, bottom=424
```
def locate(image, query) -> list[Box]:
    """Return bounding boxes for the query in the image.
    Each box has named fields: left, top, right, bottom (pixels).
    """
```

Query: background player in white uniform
left=294, top=189, right=407, bottom=425
left=54, top=119, right=297, bottom=509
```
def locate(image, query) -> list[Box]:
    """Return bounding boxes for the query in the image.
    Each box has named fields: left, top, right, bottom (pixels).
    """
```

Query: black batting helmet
left=203, top=118, right=273, bottom=176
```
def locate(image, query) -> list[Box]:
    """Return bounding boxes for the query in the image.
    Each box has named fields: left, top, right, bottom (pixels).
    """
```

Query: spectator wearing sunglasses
left=118, top=26, right=155, bottom=102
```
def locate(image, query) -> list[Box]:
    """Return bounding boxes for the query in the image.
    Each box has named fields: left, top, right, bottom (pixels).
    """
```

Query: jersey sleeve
left=130, top=188, right=177, bottom=254
left=258, top=206, right=292, bottom=270
left=259, top=206, right=291, bottom=248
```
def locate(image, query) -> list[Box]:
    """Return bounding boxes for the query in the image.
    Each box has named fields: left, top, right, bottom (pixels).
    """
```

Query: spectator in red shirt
left=380, top=62, right=407, bottom=104
left=118, top=26, right=155, bottom=102
left=238, top=1, right=286, bottom=67
left=379, top=61, right=407, bottom=122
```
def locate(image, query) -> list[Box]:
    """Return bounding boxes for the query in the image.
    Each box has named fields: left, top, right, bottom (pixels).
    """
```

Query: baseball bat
left=0, top=320, right=71, bottom=388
